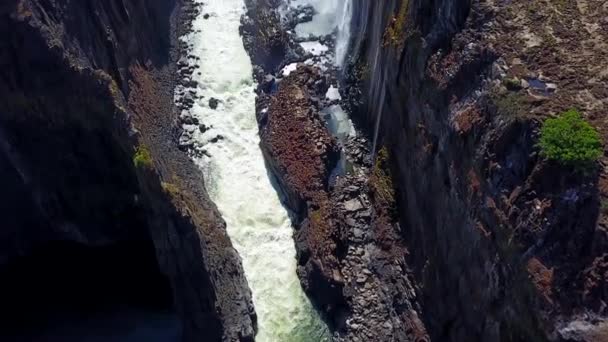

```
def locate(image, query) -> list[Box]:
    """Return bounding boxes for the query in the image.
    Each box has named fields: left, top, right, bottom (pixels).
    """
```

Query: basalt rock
left=0, top=1, right=255, bottom=341
left=346, top=0, right=608, bottom=340
left=240, top=0, right=288, bottom=74
left=209, top=97, right=220, bottom=109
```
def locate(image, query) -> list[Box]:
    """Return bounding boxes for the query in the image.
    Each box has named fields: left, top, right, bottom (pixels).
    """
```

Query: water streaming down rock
left=335, top=0, right=353, bottom=67
left=344, top=0, right=392, bottom=159
left=179, top=0, right=328, bottom=340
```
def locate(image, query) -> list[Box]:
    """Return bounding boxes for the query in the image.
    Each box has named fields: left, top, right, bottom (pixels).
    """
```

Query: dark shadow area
left=0, top=237, right=180, bottom=342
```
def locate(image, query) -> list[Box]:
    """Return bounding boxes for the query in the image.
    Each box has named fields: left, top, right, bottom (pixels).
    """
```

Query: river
left=181, top=0, right=330, bottom=340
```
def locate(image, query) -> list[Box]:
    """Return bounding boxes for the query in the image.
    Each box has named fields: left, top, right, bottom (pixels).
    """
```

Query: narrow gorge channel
left=177, top=0, right=329, bottom=340
left=3, top=0, right=605, bottom=341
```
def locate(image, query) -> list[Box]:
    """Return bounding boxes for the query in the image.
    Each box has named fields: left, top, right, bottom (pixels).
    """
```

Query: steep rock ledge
left=0, top=1, right=255, bottom=341
left=346, top=0, right=608, bottom=340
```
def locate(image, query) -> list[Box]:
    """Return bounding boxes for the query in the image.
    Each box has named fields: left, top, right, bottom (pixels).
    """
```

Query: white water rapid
left=179, top=0, right=329, bottom=341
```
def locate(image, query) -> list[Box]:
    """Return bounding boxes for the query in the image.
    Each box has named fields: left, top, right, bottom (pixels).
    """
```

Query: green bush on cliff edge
left=133, top=145, right=153, bottom=169
left=538, top=109, right=603, bottom=169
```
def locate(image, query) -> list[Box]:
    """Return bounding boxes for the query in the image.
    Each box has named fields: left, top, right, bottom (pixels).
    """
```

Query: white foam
left=322, top=105, right=355, bottom=142
left=179, top=1, right=328, bottom=341
left=281, top=62, right=299, bottom=77
left=300, top=41, right=329, bottom=56
left=291, top=0, right=340, bottom=37
left=325, top=85, right=341, bottom=100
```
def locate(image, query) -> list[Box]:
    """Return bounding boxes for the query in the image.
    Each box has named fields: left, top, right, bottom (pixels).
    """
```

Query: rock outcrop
left=0, top=1, right=255, bottom=341
left=241, top=0, right=288, bottom=75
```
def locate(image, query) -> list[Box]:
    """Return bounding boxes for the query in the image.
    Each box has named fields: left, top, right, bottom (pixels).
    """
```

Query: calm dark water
left=0, top=239, right=179, bottom=342
left=5, top=308, right=180, bottom=342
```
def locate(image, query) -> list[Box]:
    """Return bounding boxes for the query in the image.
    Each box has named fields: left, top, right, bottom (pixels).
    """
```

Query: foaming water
left=180, top=0, right=329, bottom=341
left=292, top=0, right=340, bottom=37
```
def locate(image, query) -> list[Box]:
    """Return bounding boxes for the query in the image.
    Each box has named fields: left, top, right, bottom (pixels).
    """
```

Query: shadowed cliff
left=0, top=1, right=256, bottom=341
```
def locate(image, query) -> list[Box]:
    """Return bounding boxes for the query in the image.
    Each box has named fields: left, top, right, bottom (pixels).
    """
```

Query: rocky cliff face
left=241, top=2, right=431, bottom=340
left=345, top=0, right=608, bottom=340
left=0, top=1, right=255, bottom=341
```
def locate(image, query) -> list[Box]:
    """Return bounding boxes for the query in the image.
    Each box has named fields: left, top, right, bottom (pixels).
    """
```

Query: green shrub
left=161, top=182, right=179, bottom=196
left=383, top=0, right=409, bottom=47
left=538, top=109, right=602, bottom=169
left=133, top=145, right=153, bottom=169
left=502, top=78, right=522, bottom=91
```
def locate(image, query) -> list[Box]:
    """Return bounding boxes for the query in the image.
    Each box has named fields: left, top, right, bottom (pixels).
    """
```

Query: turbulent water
left=181, top=0, right=329, bottom=341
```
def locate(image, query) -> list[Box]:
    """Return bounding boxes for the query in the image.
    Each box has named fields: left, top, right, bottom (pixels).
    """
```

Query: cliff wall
left=346, top=0, right=608, bottom=340
left=0, top=1, right=256, bottom=340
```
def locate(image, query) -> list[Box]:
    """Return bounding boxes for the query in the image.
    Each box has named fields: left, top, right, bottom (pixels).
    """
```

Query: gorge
left=1, top=0, right=607, bottom=341
left=176, top=0, right=328, bottom=340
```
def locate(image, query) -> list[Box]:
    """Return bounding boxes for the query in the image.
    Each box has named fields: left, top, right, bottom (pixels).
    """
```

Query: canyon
left=1, top=0, right=607, bottom=341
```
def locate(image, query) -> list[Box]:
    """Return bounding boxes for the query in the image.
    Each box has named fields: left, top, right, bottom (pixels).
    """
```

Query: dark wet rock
left=210, top=135, right=224, bottom=143
left=209, top=97, right=220, bottom=109
left=182, top=79, right=198, bottom=88
left=199, top=124, right=209, bottom=133
left=181, top=115, right=199, bottom=126
left=260, top=74, right=277, bottom=93
left=241, top=0, right=288, bottom=74
left=283, top=4, right=315, bottom=29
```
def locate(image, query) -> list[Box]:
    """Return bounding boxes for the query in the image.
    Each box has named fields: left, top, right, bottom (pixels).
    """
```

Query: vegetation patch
left=310, top=209, right=323, bottom=227
left=490, top=90, right=527, bottom=119
left=161, top=182, right=180, bottom=196
left=503, top=78, right=522, bottom=91
left=601, top=199, right=608, bottom=216
left=133, top=145, right=154, bottom=169
left=383, top=0, right=409, bottom=47
left=355, top=60, right=370, bottom=82
left=538, top=109, right=602, bottom=170
left=370, top=147, right=396, bottom=208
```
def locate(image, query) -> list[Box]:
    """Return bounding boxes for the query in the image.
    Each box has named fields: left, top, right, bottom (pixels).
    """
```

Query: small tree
left=133, top=145, right=153, bottom=169
left=538, top=109, right=603, bottom=170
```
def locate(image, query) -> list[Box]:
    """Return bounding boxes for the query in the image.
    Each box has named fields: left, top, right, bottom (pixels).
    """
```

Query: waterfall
left=370, top=85, right=386, bottom=159
left=365, top=0, right=390, bottom=160
left=369, top=19, right=387, bottom=159
left=335, top=0, right=353, bottom=67
left=178, top=0, right=328, bottom=341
